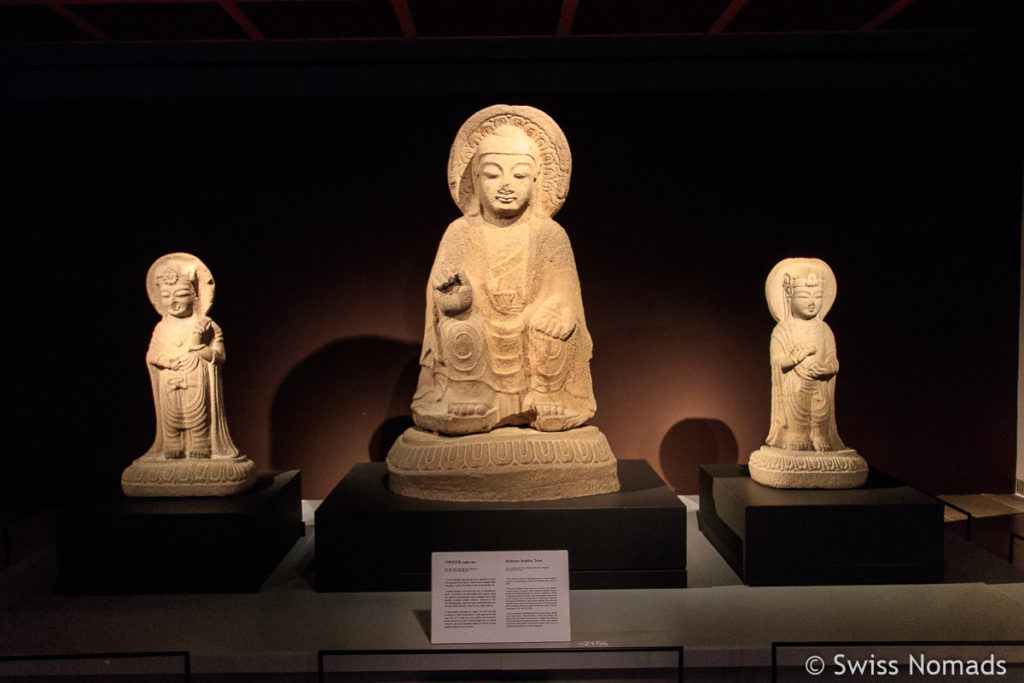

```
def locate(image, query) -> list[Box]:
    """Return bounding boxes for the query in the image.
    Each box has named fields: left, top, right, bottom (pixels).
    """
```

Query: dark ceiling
left=0, top=0, right=1019, bottom=44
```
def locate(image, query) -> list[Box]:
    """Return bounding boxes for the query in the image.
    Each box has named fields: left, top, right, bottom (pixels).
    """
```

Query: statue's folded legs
left=412, top=310, right=590, bottom=433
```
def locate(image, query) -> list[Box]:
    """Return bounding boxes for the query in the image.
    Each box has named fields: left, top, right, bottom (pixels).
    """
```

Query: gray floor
left=1, top=506, right=1022, bottom=680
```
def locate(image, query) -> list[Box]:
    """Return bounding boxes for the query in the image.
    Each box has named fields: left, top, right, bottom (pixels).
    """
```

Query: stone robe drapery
left=765, top=318, right=844, bottom=451
left=412, top=213, right=595, bottom=432
left=143, top=315, right=239, bottom=460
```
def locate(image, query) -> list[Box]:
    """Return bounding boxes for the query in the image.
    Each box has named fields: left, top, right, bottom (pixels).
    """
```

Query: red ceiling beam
left=390, top=0, right=416, bottom=39
left=1, top=0, right=244, bottom=4
left=862, top=0, right=918, bottom=32
left=43, top=1, right=110, bottom=41
left=709, top=0, right=748, bottom=35
left=556, top=0, right=578, bottom=37
left=218, top=0, right=265, bottom=40
left=1, top=0, right=425, bottom=4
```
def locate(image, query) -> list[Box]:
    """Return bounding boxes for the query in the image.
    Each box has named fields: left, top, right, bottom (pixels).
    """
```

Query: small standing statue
left=748, top=258, right=868, bottom=488
left=121, top=253, right=256, bottom=497
left=386, top=105, right=619, bottom=501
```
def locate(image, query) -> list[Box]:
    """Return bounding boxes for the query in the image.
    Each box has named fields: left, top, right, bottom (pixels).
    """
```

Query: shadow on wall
left=270, top=336, right=420, bottom=499
left=659, top=418, right=739, bottom=494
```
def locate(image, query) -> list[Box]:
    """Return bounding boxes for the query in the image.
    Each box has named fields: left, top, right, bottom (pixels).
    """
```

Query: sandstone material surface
left=389, top=105, right=619, bottom=501
left=748, top=446, right=868, bottom=489
left=387, top=425, right=620, bottom=502
left=410, top=104, right=595, bottom=435
left=121, top=252, right=256, bottom=497
left=749, top=257, right=867, bottom=489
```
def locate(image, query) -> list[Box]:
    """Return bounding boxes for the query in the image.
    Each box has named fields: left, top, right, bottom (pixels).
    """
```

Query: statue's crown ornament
left=155, top=270, right=181, bottom=286
left=784, top=271, right=821, bottom=294
left=154, top=267, right=197, bottom=289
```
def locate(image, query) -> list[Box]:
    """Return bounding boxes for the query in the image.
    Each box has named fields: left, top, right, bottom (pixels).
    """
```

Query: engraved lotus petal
left=514, top=440, right=533, bottom=465
left=535, top=441, right=555, bottom=464
left=421, top=449, right=440, bottom=470
left=466, top=446, right=489, bottom=467
left=442, top=447, right=465, bottom=469
left=490, top=442, right=513, bottom=466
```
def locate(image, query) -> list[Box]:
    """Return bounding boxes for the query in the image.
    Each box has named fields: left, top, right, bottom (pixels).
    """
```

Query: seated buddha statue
left=410, top=107, right=595, bottom=435
left=389, top=105, right=618, bottom=502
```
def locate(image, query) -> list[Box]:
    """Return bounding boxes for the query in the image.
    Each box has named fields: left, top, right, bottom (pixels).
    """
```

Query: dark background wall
left=3, top=37, right=1021, bottom=502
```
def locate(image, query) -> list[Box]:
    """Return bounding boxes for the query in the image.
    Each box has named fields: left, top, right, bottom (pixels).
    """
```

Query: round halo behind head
left=765, top=257, right=837, bottom=322
left=448, top=104, right=571, bottom=218
left=146, top=252, right=215, bottom=317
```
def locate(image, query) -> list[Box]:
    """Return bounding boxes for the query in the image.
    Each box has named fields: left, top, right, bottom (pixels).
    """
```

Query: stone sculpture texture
left=386, top=105, right=620, bottom=501
left=748, top=257, right=868, bottom=488
left=121, top=253, right=256, bottom=497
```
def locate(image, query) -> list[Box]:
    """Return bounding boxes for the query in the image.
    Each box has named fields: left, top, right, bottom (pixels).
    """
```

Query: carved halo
left=146, top=252, right=215, bottom=317
left=448, top=104, right=572, bottom=218
left=765, top=257, right=837, bottom=322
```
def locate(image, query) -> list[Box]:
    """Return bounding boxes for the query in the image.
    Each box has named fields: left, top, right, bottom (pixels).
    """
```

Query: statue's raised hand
left=188, top=343, right=215, bottom=363
left=433, top=269, right=473, bottom=316
left=790, top=343, right=816, bottom=365
left=434, top=268, right=466, bottom=292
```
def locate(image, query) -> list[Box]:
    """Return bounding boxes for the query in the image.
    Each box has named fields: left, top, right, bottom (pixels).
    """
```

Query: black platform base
left=698, top=464, right=944, bottom=586
left=315, top=460, right=686, bottom=591
left=57, top=470, right=304, bottom=595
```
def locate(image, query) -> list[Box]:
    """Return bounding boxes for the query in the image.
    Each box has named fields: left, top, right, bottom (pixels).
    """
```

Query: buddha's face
left=474, top=153, right=537, bottom=222
left=161, top=283, right=196, bottom=318
left=790, top=287, right=823, bottom=320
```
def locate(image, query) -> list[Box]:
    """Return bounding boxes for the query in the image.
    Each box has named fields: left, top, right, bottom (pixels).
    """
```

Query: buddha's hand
left=802, top=359, right=836, bottom=380
left=187, top=321, right=215, bottom=362
left=169, top=352, right=201, bottom=371
left=188, top=344, right=215, bottom=363
left=434, top=268, right=473, bottom=316
left=790, top=343, right=816, bottom=365
left=189, top=324, right=204, bottom=348
left=434, top=268, right=466, bottom=291
left=532, top=298, right=575, bottom=340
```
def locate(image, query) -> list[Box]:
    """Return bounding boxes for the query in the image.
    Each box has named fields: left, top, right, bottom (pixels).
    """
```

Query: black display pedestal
left=315, top=459, right=686, bottom=591
left=698, top=464, right=944, bottom=585
left=57, top=470, right=303, bottom=595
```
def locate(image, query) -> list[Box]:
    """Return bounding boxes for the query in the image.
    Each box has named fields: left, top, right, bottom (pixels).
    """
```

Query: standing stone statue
left=121, top=253, right=256, bottom=497
left=748, top=257, right=868, bottom=488
left=386, top=105, right=619, bottom=501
